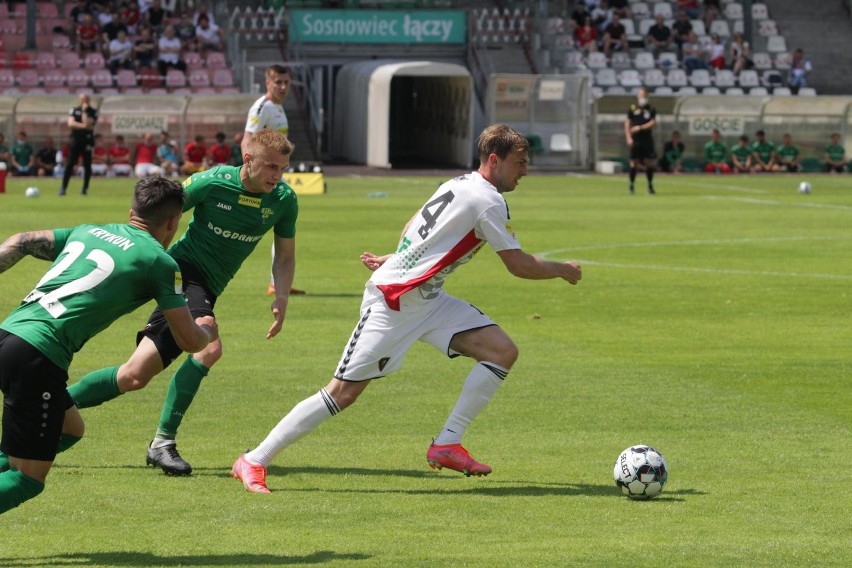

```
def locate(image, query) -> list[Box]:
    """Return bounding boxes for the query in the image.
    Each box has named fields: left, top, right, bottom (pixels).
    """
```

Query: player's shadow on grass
left=0, top=550, right=370, bottom=567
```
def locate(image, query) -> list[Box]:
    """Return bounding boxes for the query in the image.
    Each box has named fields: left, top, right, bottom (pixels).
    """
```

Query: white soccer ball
left=613, top=444, right=669, bottom=500
left=798, top=181, right=812, bottom=194
left=25, top=186, right=40, bottom=198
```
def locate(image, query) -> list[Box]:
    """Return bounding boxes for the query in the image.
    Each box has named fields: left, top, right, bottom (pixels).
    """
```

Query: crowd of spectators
left=59, top=0, right=228, bottom=82
left=0, top=129, right=242, bottom=179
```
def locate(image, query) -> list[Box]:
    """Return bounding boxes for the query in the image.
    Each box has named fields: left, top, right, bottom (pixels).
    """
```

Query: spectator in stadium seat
left=729, top=32, right=752, bottom=76
left=157, top=25, right=187, bottom=77
left=659, top=131, right=685, bottom=174
left=91, top=134, right=110, bottom=177
left=108, top=135, right=133, bottom=177
left=231, top=133, right=243, bottom=167
left=786, top=48, right=812, bottom=95
left=145, top=0, right=167, bottom=34
left=677, top=0, right=701, bottom=19
left=703, top=0, right=721, bottom=29
left=751, top=130, right=777, bottom=173
left=575, top=17, right=598, bottom=53
left=122, top=1, right=142, bottom=35
left=729, top=135, right=753, bottom=174
left=209, top=132, right=231, bottom=165
left=708, top=34, right=726, bottom=70
left=175, top=12, right=198, bottom=52
left=647, top=14, right=672, bottom=56
left=157, top=131, right=180, bottom=177
left=0, top=133, right=11, bottom=167
left=135, top=132, right=164, bottom=177
left=775, top=133, right=801, bottom=173
left=602, top=13, right=628, bottom=57
left=590, top=0, right=611, bottom=34
left=608, top=0, right=631, bottom=19
left=703, top=129, right=731, bottom=173
left=10, top=132, right=34, bottom=176
left=195, top=15, right=224, bottom=54
left=192, top=2, right=217, bottom=27
left=683, top=31, right=708, bottom=72
left=76, top=13, right=101, bottom=55
left=101, top=8, right=129, bottom=46
left=107, top=29, right=136, bottom=75
left=180, top=135, right=208, bottom=175
left=570, top=3, right=589, bottom=31
left=35, top=137, right=59, bottom=178
left=823, top=133, right=848, bottom=173
left=672, top=10, right=693, bottom=58
left=133, top=26, right=157, bottom=70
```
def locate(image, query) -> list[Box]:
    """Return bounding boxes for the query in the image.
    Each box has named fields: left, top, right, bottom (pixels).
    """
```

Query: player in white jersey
left=241, top=64, right=305, bottom=297
left=230, top=124, right=582, bottom=493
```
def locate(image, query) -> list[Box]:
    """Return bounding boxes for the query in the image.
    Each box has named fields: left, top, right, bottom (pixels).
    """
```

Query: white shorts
left=90, top=164, right=108, bottom=176
left=135, top=163, right=163, bottom=177
left=334, top=286, right=496, bottom=382
left=111, top=164, right=133, bottom=176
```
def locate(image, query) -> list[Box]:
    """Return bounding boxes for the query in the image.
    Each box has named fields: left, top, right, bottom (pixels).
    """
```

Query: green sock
left=0, top=469, right=45, bottom=514
left=57, top=434, right=83, bottom=453
left=67, top=366, right=121, bottom=408
left=155, top=356, right=209, bottom=440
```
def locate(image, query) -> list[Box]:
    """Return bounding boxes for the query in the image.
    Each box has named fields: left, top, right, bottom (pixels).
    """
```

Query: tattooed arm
left=0, top=230, right=57, bottom=274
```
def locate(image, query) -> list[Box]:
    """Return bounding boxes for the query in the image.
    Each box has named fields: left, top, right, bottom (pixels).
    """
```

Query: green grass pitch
left=0, top=172, right=849, bottom=567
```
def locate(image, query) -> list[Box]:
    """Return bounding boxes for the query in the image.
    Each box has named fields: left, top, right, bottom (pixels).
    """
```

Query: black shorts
left=137, top=259, right=217, bottom=369
left=783, top=163, right=800, bottom=173
left=630, top=136, right=657, bottom=161
left=0, top=330, right=74, bottom=461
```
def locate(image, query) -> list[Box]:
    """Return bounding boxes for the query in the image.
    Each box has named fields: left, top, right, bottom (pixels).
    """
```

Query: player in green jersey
left=66, top=129, right=297, bottom=476
left=751, top=130, right=777, bottom=173
left=775, top=133, right=800, bottom=173
left=823, top=133, right=847, bottom=173
left=0, top=176, right=218, bottom=514
left=730, top=135, right=753, bottom=174
left=703, top=129, right=731, bottom=174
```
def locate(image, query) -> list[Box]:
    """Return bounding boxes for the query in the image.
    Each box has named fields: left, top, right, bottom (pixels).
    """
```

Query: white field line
left=539, top=236, right=836, bottom=255
left=589, top=175, right=769, bottom=194
left=567, top=259, right=852, bottom=280
left=703, top=195, right=852, bottom=211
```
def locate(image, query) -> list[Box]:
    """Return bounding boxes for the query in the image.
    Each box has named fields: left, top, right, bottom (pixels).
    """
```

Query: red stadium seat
left=84, top=52, right=105, bottom=70
left=205, top=51, right=226, bottom=69
left=212, top=68, right=233, bottom=88
left=165, top=68, right=186, bottom=88
left=90, top=69, right=114, bottom=89
left=66, top=68, right=89, bottom=88
left=17, top=69, right=40, bottom=89
left=0, top=69, right=15, bottom=89
left=11, top=52, right=31, bottom=70
left=35, top=51, right=56, bottom=69
left=116, top=69, right=137, bottom=90
left=60, top=52, right=82, bottom=69
left=42, top=68, right=66, bottom=89
left=188, top=69, right=211, bottom=89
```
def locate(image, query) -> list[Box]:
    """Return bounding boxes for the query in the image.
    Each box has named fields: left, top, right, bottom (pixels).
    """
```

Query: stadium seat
left=34, top=51, right=56, bottom=70
left=48, top=87, right=70, bottom=95
left=122, top=87, right=144, bottom=95
left=689, top=69, right=712, bottom=89
left=709, top=20, right=730, bottom=38
left=139, top=67, right=162, bottom=88
left=116, top=69, right=137, bottom=90
left=611, top=52, right=631, bottom=70
left=761, top=70, right=784, bottom=88
left=550, top=133, right=573, bottom=153
left=147, top=87, right=168, bottom=95
left=51, top=34, right=71, bottom=54
left=752, top=3, right=769, bottom=20
left=666, top=69, right=688, bottom=88
left=0, top=69, right=15, bottom=89
left=653, top=86, right=674, bottom=95
left=653, top=3, right=672, bottom=19
left=562, top=50, right=585, bottom=71
left=212, top=68, right=234, bottom=88
left=172, top=87, right=192, bottom=95
left=749, top=87, right=769, bottom=96
left=773, top=52, right=791, bottom=70
left=99, top=87, right=119, bottom=95
left=772, top=87, right=792, bottom=96
left=798, top=87, right=817, bottom=96
left=84, top=52, right=105, bottom=70
left=595, top=68, right=618, bottom=87
left=638, top=18, right=656, bottom=36
left=587, top=51, right=608, bottom=69
left=165, top=69, right=187, bottom=88
left=193, top=87, right=217, bottom=95
left=619, top=69, right=642, bottom=88
left=632, top=2, right=651, bottom=19
left=643, top=69, right=666, bottom=88
left=677, top=86, right=697, bottom=95
left=66, top=68, right=89, bottom=88
left=725, top=2, right=744, bottom=20
left=11, top=53, right=31, bottom=70
left=712, top=70, right=735, bottom=90
left=690, top=20, right=706, bottom=37
left=189, top=69, right=211, bottom=89
left=738, top=70, right=760, bottom=89
left=42, top=69, right=66, bottom=89
left=90, top=69, right=113, bottom=89
left=658, top=52, right=678, bottom=69
left=725, top=87, right=745, bottom=95
left=606, top=86, right=627, bottom=95
left=184, top=51, right=203, bottom=71
left=205, top=51, right=227, bottom=69
left=752, top=52, right=773, bottom=71
left=60, top=52, right=82, bottom=69
left=217, top=86, right=241, bottom=95
left=758, top=20, right=778, bottom=37
left=634, top=52, right=656, bottom=70
left=702, top=86, right=721, bottom=95
left=17, top=69, right=39, bottom=89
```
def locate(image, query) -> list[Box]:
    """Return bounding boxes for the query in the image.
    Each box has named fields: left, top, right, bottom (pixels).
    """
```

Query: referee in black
left=58, top=93, right=98, bottom=196
left=625, top=88, right=657, bottom=195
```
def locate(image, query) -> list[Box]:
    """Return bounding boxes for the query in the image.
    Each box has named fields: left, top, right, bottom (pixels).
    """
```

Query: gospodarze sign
left=290, top=10, right=466, bottom=44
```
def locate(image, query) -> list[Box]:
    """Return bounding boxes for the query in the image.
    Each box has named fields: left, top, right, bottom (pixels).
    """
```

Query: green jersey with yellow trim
left=169, top=165, right=298, bottom=296
left=0, top=223, right=185, bottom=370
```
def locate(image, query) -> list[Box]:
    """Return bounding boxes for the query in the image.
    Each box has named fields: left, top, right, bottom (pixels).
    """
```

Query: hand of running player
left=267, top=298, right=287, bottom=339
left=562, top=261, right=582, bottom=285
left=360, top=251, right=391, bottom=271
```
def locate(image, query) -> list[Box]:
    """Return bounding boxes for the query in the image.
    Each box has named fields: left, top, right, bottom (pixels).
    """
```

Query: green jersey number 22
left=24, top=241, right=115, bottom=318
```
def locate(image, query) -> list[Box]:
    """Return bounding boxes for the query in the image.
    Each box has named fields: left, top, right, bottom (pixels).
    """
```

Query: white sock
left=151, top=437, right=175, bottom=448
left=245, top=388, right=339, bottom=467
left=434, top=362, right=508, bottom=446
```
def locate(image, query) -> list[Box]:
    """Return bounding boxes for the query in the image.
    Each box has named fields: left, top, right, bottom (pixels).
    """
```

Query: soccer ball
left=798, top=181, right=812, bottom=194
left=25, top=186, right=40, bottom=198
left=613, top=445, right=669, bottom=500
